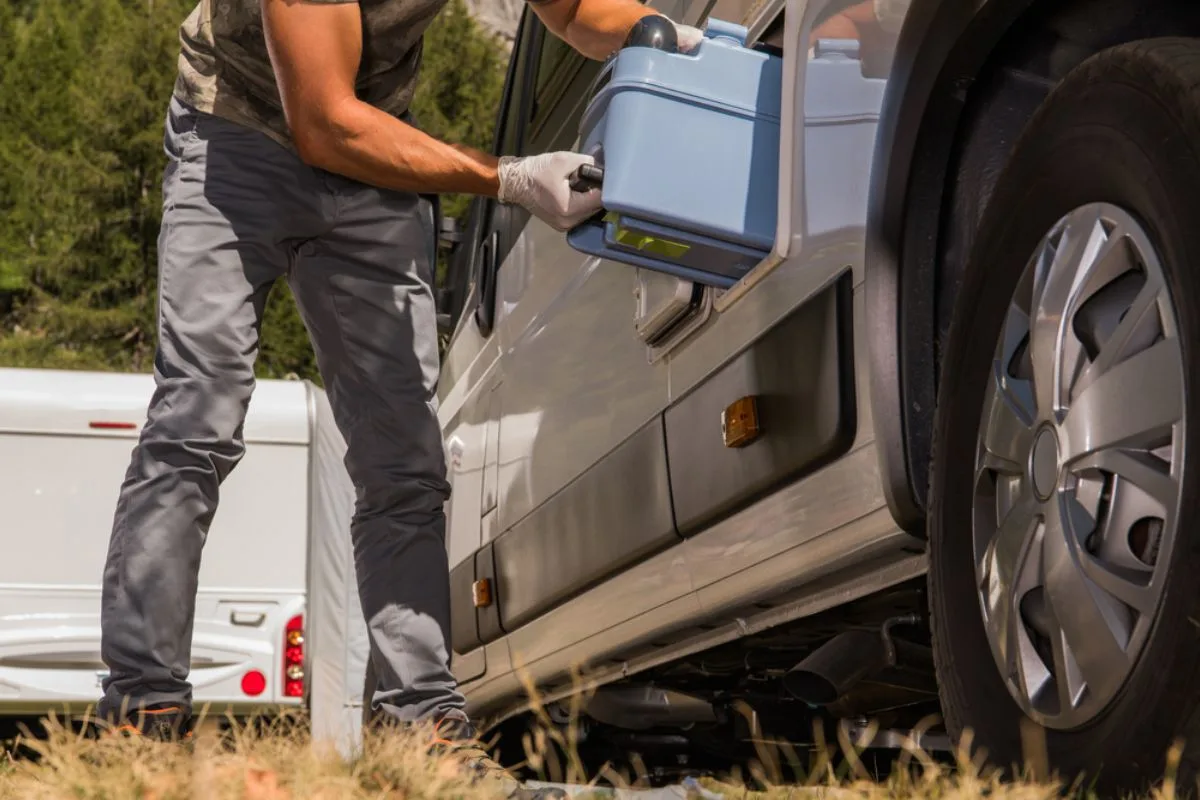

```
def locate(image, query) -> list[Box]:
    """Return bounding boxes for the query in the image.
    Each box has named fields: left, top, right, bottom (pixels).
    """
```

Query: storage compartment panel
left=449, top=559, right=480, bottom=655
left=493, top=418, right=678, bottom=632
left=664, top=274, right=856, bottom=534
left=476, top=544, right=504, bottom=645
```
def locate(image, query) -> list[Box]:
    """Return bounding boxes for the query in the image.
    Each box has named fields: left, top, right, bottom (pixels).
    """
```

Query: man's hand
left=261, top=0, right=502, bottom=196
left=529, top=0, right=702, bottom=60
left=497, top=153, right=602, bottom=232
left=671, top=21, right=705, bottom=53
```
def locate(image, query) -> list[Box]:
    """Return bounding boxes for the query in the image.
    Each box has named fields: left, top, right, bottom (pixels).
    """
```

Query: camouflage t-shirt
left=174, top=0, right=450, bottom=149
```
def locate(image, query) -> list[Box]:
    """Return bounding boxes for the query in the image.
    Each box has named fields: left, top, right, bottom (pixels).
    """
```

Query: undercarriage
left=494, top=580, right=950, bottom=787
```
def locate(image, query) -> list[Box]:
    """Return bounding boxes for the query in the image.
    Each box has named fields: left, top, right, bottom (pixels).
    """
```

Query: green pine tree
left=411, top=0, right=508, bottom=222
left=0, top=0, right=506, bottom=380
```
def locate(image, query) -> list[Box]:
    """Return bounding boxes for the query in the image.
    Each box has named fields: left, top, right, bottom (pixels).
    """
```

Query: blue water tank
left=567, top=19, right=784, bottom=288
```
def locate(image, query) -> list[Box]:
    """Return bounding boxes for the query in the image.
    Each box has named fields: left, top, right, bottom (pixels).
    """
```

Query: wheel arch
left=866, top=0, right=1200, bottom=534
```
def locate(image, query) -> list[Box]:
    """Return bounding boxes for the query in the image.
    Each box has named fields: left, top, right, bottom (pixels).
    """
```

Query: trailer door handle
left=231, top=610, right=267, bottom=627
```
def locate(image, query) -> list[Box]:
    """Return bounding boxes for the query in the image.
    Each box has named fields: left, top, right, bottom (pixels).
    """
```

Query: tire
left=928, top=38, right=1200, bottom=794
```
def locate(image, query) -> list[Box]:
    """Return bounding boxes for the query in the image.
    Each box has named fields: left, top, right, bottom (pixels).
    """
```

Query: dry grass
left=0, top=712, right=503, bottom=800
left=0, top=711, right=1187, bottom=800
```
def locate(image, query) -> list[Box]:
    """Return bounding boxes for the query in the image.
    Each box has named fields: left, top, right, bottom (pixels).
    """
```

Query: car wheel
left=928, top=38, right=1200, bottom=792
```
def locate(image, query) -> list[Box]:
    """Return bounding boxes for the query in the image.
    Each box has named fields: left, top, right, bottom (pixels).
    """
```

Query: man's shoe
left=431, top=716, right=567, bottom=799
left=104, top=704, right=194, bottom=743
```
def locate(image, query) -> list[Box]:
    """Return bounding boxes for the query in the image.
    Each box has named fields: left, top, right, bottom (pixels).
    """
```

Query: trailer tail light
left=283, top=614, right=305, bottom=698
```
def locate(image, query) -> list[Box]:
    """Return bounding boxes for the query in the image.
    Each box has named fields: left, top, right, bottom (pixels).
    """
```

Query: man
left=95, top=0, right=701, bottom=792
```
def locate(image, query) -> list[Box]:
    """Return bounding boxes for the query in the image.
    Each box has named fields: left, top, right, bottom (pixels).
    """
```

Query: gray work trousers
left=98, top=95, right=466, bottom=725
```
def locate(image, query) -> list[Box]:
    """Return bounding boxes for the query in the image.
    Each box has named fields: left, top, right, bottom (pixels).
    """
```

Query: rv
left=434, top=0, right=1200, bottom=791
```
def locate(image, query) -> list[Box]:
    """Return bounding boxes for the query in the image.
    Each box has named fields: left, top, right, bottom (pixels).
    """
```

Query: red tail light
left=241, top=669, right=266, bottom=697
left=283, top=613, right=305, bottom=698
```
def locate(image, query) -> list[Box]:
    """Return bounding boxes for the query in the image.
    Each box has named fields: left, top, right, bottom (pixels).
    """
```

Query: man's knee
left=137, top=374, right=255, bottom=482
left=355, top=473, right=450, bottom=527
left=338, top=398, right=450, bottom=523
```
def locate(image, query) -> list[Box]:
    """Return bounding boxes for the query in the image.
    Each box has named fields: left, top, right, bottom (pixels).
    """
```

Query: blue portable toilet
left=566, top=18, right=784, bottom=288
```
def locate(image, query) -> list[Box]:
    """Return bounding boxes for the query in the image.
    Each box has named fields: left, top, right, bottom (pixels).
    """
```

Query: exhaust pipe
left=783, top=615, right=927, bottom=706
left=782, top=630, right=886, bottom=706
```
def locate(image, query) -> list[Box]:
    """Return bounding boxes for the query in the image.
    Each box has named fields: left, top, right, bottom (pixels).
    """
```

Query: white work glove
left=497, top=152, right=602, bottom=232
left=669, top=19, right=705, bottom=53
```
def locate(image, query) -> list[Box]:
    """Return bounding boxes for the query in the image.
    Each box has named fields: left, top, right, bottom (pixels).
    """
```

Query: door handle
left=231, top=610, right=267, bottom=628
left=475, top=230, right=500, bottom=336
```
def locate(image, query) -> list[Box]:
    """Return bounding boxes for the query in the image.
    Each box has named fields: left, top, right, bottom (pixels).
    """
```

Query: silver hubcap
left=973, top=203, right=1185, bottom=730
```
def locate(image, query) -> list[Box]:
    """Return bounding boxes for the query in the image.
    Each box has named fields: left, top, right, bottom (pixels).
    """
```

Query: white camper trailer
left=0, top=367, right=364, bottom=734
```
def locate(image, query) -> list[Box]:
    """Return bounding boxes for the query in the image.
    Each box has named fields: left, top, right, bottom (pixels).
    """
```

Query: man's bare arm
left=527, top=0, right=663, bottom=60
left=260, top=0, right=500, bottom=196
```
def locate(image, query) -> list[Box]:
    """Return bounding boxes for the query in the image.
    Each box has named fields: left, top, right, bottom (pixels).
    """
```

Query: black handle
left=623, top=14, right=679, bottom=53
left=474, top=230, right=499, bottom=336
left=569, top=163, right=605, bottom=193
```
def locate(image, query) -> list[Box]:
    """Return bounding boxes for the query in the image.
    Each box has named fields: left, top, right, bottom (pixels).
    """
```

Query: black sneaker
left=104, top=704, right=194, bottom=743
left=430, top=715, right=567, bottom=800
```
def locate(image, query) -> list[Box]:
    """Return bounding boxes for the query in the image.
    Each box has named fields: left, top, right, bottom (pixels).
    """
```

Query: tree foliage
left=0, top=0, right=506, bottom=380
